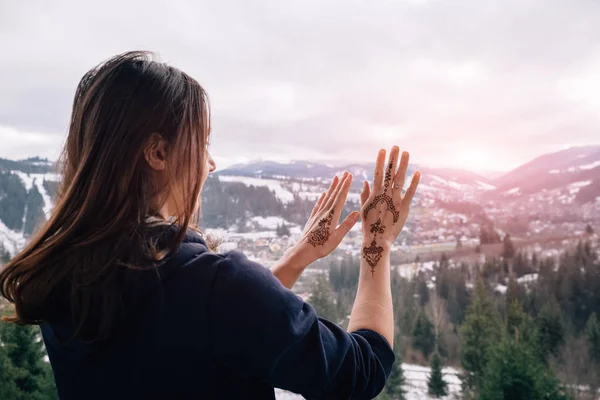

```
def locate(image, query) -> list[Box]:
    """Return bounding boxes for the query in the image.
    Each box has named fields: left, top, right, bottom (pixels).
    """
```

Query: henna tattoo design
left=363, top=239, right=384, bottom=276
left=307, top=208, right=335, bottom=247
left=362, top=193, right=400, bottom=223
left=383, top=158, right=394, bottom=190
left=370, top=217, right=385, bottom=234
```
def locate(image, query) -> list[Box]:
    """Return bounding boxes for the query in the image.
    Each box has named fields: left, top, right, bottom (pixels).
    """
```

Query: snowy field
left=275, top=363, right=462, bottom=399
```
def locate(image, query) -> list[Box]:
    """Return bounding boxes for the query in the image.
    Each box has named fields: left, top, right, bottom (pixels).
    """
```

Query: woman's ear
left=144, top=133, right=168, bottom=171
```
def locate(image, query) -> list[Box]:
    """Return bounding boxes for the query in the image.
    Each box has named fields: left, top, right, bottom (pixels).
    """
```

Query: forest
left=310, top=238, right=600, bottom=399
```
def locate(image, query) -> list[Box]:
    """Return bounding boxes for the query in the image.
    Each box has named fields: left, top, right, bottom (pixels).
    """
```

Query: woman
left=0, top=51, right=420, bottom=400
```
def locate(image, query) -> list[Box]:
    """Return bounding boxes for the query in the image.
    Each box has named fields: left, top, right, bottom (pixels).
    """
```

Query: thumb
left=330, top=211, right=360, bottom=245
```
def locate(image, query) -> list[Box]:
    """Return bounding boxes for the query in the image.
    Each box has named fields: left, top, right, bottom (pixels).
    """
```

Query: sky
left=1, top=0, right=600, bottom=173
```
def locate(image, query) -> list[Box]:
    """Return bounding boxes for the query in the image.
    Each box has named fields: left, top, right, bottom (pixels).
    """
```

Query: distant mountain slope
left=218, top=160, right=493, bottom=195
left=490, top=145, right=600, bottom=202
left=0, top=157, right=59, bottom=257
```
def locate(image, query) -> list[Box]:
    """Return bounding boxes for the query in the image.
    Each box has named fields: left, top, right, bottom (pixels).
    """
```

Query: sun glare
left=455, top=145, right=495, bottom=172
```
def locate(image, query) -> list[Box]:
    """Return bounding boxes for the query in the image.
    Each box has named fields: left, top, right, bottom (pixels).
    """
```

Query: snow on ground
left=517, top=273, right=539, bottom=284
left=250, top=216, right=295, bottom=230
left=0, top=220, right=26, bottom=257
left=475, top=180, right=496, bottom=190
left=10, top=171, right=60, bottom=217
left=579, top=160, right=600, bottom=170
left=495, top=284, right=507, bottom=294
left=430, top=175, right=460, bottom=189
left=218, top=175, right=295, bottom=203
left=421, top=261, right=436, bottom=271
left=567, top=180, right=592, bottom=195
left=228, top=231, right=278, bottom=240
left=275, top=363, right=462, bottom=400
left=34, top=178, right=54, bottom=216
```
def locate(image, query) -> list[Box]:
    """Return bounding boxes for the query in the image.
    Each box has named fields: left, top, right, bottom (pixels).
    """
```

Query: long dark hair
left=0, top=51, right=211, bottom=341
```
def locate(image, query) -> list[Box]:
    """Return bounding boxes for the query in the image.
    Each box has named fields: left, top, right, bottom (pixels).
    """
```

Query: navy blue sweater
left=41, top=228, right=394, bottom=399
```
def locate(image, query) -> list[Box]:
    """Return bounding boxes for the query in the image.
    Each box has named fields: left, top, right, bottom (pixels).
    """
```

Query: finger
left=310, top=192, right=326, bottom=219
left=321, top=175, right=340, bottom=212
left=332, top=173, right=353, bottom=219
left=329, top=211, right=360, bottom=246
left=372, top=149, right=386, bottom=192
left=360, top=180, right=370, bottom=205
left=403, top=171, right=421, bottom=205
left=393, top=151, right=410, bottom=203
left=324, top=171, right=348, bottom=211
left=385, top=146, right=400, bottom=194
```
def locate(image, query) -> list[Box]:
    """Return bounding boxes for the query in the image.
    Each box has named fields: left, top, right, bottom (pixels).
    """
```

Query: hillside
left=490, top=145, right=600, bottom=202
left=1, top=146, right=599, bottom=258
left=0, top=157, right=59, bottom=259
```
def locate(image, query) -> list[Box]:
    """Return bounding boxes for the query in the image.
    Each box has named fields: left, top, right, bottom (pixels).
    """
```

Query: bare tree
left=559, top=337, right=594, bottom=400
left=426, top=291, right=450, bottom=353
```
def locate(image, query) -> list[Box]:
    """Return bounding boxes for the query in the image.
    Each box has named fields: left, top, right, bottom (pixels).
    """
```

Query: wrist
left=362, top=236, right=393, bottom=251
left=279, top=245, right=312, bottom=271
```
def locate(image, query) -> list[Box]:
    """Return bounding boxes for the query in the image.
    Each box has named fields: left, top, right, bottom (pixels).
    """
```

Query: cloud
left=1, top=0, right=600, bottom=172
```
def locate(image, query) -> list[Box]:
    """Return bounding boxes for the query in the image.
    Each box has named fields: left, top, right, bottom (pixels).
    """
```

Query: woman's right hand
left=360, top=146, right=420, bottom=251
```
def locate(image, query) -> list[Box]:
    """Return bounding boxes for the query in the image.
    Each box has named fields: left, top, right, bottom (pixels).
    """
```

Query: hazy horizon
left=2, top=0, right=600, bottom=174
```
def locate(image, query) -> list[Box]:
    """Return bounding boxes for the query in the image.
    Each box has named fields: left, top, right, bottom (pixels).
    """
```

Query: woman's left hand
left=271, top=171, right=360, bottom=289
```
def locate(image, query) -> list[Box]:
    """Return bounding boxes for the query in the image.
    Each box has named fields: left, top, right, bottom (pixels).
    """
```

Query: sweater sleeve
left=207, top=251, right=395, bottom=400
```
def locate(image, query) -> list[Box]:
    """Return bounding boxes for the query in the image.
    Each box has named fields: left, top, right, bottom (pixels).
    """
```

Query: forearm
left=270, top=247, right=310, bottom=289
left=347, top=246, right=394, bottom=347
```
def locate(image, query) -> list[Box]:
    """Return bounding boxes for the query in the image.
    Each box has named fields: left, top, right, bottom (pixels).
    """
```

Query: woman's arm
left=347, top=147, right=420, bottom=346
left=271, top=172, right=359, bottom=289
left=208, top=251, right=395, bottom=400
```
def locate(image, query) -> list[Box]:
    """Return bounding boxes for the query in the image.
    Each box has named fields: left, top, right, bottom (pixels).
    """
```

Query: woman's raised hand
left=360, top=146, right=420, bottom=274
left=271, top=171, right=360, bottom=289
left=298, top=171, right=360, bottom=261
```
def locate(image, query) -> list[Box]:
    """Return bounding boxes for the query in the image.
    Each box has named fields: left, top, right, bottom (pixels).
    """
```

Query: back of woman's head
left=0, top=51, right=211, bottom=341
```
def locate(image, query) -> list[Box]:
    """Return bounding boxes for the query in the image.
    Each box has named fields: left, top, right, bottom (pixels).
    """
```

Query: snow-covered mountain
left=490, top=145, right=600, bottom=203
left=2, top=146, right=599, bottom=258
left=218, top=145, right=600, bottom=205
left=0, top=157, right=59, bottom=258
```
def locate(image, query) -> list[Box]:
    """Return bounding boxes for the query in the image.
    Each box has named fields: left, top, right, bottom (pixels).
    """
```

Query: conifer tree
left=309, top=274, right=338, bottom=322
left=412, top=311, right=435, bottom=359
left=385, top=344, right=406, bottom=400
left=460, top=276, right=500, bottom=395
left=480, top=338, right=570, bottom=400
left=586, top=312, right=600, bottom=363
left=535, top=302, right=564, bottom=362
left=502, top=233, right=515, bottom=259
left=0, top=321, right=58, bottom=400
left=427, top=352, right=448, bottom=398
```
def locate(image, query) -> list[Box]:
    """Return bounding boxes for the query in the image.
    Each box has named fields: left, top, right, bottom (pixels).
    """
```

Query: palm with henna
left=347, top=146, right=420, bottom=347
left=271, top=171, right=360, bottom=289
left=360, top=146, right=420, bottom=275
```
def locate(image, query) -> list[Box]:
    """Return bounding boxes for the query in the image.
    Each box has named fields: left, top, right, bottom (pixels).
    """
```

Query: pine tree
left=585, top=223, right=594, bottom=235
left=417, top=279, right=429, bottom=306
left=0, top=321, right=58, bottom=400
left=460, top=276, right=500, bottom=395
left=506, top=299, right=527, bottom=341
left=0, top=340, right=21, bottom=400
left=385, top=344, right=406, bottom=400
left=275, top=223, right=290, bottom=237
left=480, top=339, right=570, bottom=400
left=586, top=312, right=600, bottom=364
left=412, top=311, right=435, bottom=359
left=535, top=302, right=564, bottom=362
left=309, top=274, right=338, bottom=322
left=427, top=353, right=448, bottom=398
left=502, top=234, right=515, bottom=259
